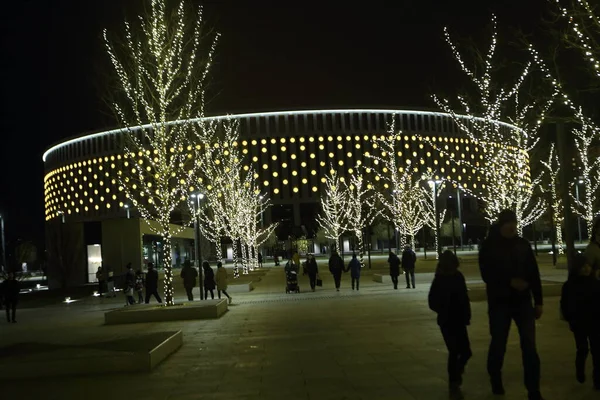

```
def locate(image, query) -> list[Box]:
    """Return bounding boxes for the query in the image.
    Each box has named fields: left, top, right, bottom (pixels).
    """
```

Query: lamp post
left=0, top=214, right=7, bottom=272
left=191, top=193, right=205, bottom=300
left=575, top=178, right=583, bottom=243
left=428, top=179, right=443, bottom=257
left=456, top=188, right=464, bottom=250
left=124, top=204, right=131, bottom=219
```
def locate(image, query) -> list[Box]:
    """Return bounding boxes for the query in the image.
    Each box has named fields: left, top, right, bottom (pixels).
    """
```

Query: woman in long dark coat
left=203, top=261, right=216, bottom=300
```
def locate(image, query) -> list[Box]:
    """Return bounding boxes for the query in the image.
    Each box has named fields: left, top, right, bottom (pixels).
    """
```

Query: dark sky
left=0, top=0, right=547, bottom=247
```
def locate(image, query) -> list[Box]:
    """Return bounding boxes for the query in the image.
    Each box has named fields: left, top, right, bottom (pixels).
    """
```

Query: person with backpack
left=180, top=260, right=198, bottom=301
left=144, top=263, right=162, bottom=304
left=401, top=245, right=417, bottom=288
left=429, top=250, right=472, bottom=400
left=388, top=251, right=401, bottom=289
left=560, top=253, right=600, bottom=390
left=346, top=253, right=361, bottom=291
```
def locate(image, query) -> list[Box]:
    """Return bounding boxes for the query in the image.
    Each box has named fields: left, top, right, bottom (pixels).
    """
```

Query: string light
left=539, top=144, right=565, bottom=254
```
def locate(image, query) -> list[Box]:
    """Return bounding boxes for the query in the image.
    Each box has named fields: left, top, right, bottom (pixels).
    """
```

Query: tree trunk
left=356, top=230, right=364, bottom=267
left=232, top=238, right=239, bottom=278
left=162, top=230, right=174, bottom=306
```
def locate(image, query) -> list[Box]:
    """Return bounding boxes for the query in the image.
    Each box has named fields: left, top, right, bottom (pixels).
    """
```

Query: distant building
left=42, top=109, right=526, bottom=288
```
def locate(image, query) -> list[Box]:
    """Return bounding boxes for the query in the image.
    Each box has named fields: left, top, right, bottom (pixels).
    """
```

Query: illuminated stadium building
left=42, top=109, right=528, bottom=287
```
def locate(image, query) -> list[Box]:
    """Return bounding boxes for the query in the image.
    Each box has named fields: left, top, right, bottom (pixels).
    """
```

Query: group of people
left=387, top=245, right=417, bottom=289
left=113, top=260, right=233, bottom=305
left=428, top=210, right=600, bottom=400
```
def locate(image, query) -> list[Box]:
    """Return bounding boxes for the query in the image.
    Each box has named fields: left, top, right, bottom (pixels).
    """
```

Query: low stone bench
left=0, top=331, right=182, bottom=379
left=373, top=274, right=392, bottom=283
left=227, top=282, right=254, bottom=293
left=104, top=299, right=228, bottom=325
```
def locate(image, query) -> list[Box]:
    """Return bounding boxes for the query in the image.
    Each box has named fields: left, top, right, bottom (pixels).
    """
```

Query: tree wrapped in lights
left=104, top=0, right=219, bottom=306
left=431, top=15, right=551, bottom=230
left=342, top=174, right=379, bottom=267
left=540, top=144, right=565, bottom=254
left=420, top=179, right=447, bottom=258
left=316, top=168, right=349, bottom=253
left=572, top=121, right=600, bottom=237
left=365, top=130, right=425, bottom=250
left=239, top=187, right=278, bottom=271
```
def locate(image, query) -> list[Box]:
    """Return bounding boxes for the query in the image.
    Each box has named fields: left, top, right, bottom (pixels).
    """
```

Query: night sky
left=0, top=0, right=548, bottom=249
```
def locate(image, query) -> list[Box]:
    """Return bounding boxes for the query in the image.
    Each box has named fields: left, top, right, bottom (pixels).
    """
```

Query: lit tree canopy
left=316, top=168, right=349, bottom=251
left=104, top=0, right=219, bottom=305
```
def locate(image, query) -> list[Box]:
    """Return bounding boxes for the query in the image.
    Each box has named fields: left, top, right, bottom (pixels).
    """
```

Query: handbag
left=316, top=276, right=323, bottom=287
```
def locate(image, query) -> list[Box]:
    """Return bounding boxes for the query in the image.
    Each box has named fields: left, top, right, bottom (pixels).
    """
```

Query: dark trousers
left=405, top=269, right=415, bottom=288
left=391, top=275, right=399, bottom=289
left=137, top=290, right=143, bottom=304
left=309, top=272, right=318, bottom=289
left=218, top=289, right=231, bottom=299
left=5, top=299, right=17, bottom=322
left=487, top=302, right=540, bottom=394
left=352, top=277, right=360, bottom=290
left=204, top=288, right=214, bottom=299
left=185, top=286, right=194, bottom=301
left=126, top=295, right=135, bottom=305
left=441, top=324, right=472, bottom=384
left=572, top=326, right=600, bottom=385
left=98, top=281, right=105, bottom=295
left=145, top=290, right=162, bottom=304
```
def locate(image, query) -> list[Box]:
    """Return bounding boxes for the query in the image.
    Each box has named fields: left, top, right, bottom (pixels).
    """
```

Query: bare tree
left=316, top=168, right=349, bottom=253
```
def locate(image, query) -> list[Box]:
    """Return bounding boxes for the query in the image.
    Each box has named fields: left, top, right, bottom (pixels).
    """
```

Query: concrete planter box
left=104, top=300, right=228, bottom=325
left=0, top=331, right=182, bottom=380
left=468, top=281, right=563, bottom=303
left=227, top=282, right=254, bottom=293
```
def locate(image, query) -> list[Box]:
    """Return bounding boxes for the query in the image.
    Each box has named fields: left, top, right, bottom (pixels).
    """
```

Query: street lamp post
left=192, top=193, right=205, bottom=300
left=456, top=188, right=464, bottom=250
left=575, top=179, right=583, bottom=243
left=124, top=204, right=131, bottom=219
left=0, top=214, right=7, bottom=272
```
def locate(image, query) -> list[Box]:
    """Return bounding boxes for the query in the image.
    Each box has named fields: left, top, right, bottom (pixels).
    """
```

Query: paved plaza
left=0, top=256, right=597, bottom=400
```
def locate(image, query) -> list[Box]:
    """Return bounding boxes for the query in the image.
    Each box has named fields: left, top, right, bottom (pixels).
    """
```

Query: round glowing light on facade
left=320, top=161, right=326, bottom=167
left=338, top=160, right=344, bottom=166
left=312, top=186, right=318, bottom=192
left=301, top=178, right=308, bottom=184
left=301, top=162, right=307, bottom=167
left=292, top=171, right=298, bottom=176
left=263, top=181, right=269, bottom=186
left=318, top=136, right=324, bottom=142
left=290, top=137, right=296, bottom=143
left=262, top=164, right=269, bottom=170
left=309, top=137, right=315, bottom=142
left=280, top=138, right=286, bottom=143
left=300, top=145, right=306, bottom=151
left=299, top=137, right=305, bottom=143
left=311, top=170, right=317, bottom=175
left=282, top=163, right=288, bottom=168
left=271, top=155, right=278, bottom=161
left=327, top=136, right=333, bottom=141
left=281, top=146, right=287, bottom=152
left=346, top=152, right=352, bottom=158
left=293, top=187, right=299, bottom=193
left=291, top=154, right=297, bottom=160
left=273, top=172, right=279, bottom=177
left=309, top=153, right=316, bottom=159
left=274, top=188, right=280, bottom=194
left=252, top=156, right=258, bottom=162
left=283, top=179, right=289, bottom=185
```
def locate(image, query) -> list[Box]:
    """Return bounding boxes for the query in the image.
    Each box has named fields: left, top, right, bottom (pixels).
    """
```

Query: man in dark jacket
left=1, top=272, right=19, bottom=323
left=180, top=260, right=198, bottom=301
left=479, top=210, right=544, bottom=400
left=388, top=252, right=401, bottom=289
left=306, top=254, right=319, bottom=291
left=144, top=263, right=162, bottom=304
left=328, top=251, right=344, bottom=291
left=401, top=246, right=417, bottom=288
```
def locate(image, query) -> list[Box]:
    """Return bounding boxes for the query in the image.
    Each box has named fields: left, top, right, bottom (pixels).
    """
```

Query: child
left=428, top=250, right=472, bottom=400
left=560, top=253, right=600, bottom=389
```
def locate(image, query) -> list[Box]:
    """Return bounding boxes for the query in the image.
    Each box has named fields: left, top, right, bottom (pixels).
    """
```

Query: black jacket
left=388, top=254, right=401, bottom=276
left=401, top=249, right=416, bottom=270
left=479, top=225, right=543, bottom=306
left=145, top=269, right=159, bottom=291
left=328, top=254, right=344, bottom=276
left=203, top=266, right=215, bottom=290
left=1, top=279, right=19, bottom=301
left=180, top=266, right=198, bottom=287
left=306, top=258, right=319, bottom=275
left=428, top=271, right=471, bottom=326
left=561, top=275, right=600, bottom=331
left=124, top=270, right=135, bottom=288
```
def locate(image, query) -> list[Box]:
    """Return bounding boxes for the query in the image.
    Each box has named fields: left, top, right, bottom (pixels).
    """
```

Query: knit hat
left=496, top=209, right=517, bottom=227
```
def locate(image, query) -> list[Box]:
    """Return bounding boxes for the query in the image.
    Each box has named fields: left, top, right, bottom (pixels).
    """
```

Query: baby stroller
left=284, top=261, right=300, bottom=293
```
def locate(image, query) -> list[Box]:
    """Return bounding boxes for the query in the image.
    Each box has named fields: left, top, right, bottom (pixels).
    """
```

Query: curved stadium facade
left=42, top=109, right=528, bottom=287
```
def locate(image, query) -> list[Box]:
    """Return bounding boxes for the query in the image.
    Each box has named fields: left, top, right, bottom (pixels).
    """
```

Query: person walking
left=328, top=251, right=344, bottom=291
left=96, top=266, right=105, bottom=296
left=203, top=261, right=216, bottom=300
left=216, top=262, right=232, bottom=304
left=1, top=272, right=19, bottom=323
left=346, top=253, right=361, bottom=291
left=479, top=209, right=544, bottom=400
left=135, top=269, right=144, bottom=304
left=584, top=219, right=600, bottom=279
left=560, top=253, right=600, bottom=389
left=401, top=245, right=417, bottom=288
left=124, top=263, right=136, bottom=305
left=144, top=262, right=162, bottom=304
left=106, top=266, right=116, bottom=297
left=305, top=254, right=319, bottom=292
left=258, top=252, right=263, bottom=268
left=429, top=250, right=472, bottom=400
left=180, top=260, right=198, bottom=301
left=293, top=250, right=301, bottom=270
left=388, top=251, right=401, bottom=289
